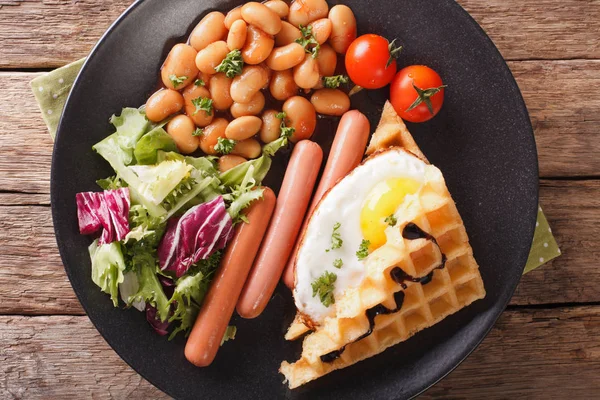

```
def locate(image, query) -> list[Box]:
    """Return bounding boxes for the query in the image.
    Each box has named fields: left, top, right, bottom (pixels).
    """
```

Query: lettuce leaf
left=129, top=161, right=192, bottom=206
left=119, top=271, right=145, bottom=311
left=88, top=240, right=126, bottom=307
left=222, top=165, right=264, bottom=221
left=221, top=326, right=237, bottom=345
left=96, top=175, right=128, bottom=190
left=129, top=261, right=170, bottom=322
left=219, top=135, right=288, bottom=188
left=134, top=127, right=178, bottom=165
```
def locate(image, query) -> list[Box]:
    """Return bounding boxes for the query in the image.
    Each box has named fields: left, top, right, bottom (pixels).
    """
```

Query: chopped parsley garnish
left=311, top=271, right=337, bottom=307
left=384, top=214, right=397, bottom=227
left=276, top=111, right=295, bottom=139
left=169, top=74, right=187, bottom=89
left=191, top=97, right=213, bottom=116
left=194, top=79, right=205, bottom=87
left=192, top=128, right=204, bottom=137
left=323, top=75, right=349, bottom=89
left=295, top=25, right=320, bottom=58
left=333, top=259, right=343, bottom=269
left=215, top=49, right=244, bottom=78
left=356, top=239, right=371, bottom=260
left=326, top=222, right=343, bottom=252
left=214, top=137, right=236, bottom=155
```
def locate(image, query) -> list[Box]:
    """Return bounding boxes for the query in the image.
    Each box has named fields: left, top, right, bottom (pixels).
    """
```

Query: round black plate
left=51, top=0, right=538, bottom=399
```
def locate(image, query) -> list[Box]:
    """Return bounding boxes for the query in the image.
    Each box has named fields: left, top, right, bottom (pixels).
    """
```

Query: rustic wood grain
left=0, top=180, right=596, bottom=315
left=2, top=307, right=599, bottom=399
left=510, top=60, right=600, bottom=178
left=1, top=60, right=599, bottom=197
left=423, top=306, right=600, bottom=399
left=0, top=315, right=169, bottom=399
left=0, top=72, right=53, bottom=194
left=0, top=204, right=83, bottom=315
left=511, top=180, right=600, bottom=305
left=0, top=0, right=599, bottom=69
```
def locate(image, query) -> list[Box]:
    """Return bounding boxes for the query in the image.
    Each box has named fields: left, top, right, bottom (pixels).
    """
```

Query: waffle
left=280, top=102, right=485, bottom=389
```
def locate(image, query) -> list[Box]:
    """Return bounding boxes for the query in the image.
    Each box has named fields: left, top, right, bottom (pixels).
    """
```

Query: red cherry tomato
left=390, top=65, right=445, bottom=123
left=345, top=34, right=400, bottom=89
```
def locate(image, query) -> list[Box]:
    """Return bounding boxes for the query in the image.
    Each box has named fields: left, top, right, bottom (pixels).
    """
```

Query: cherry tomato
left=345, top=34, right=400, bottom=89
left=390, top=65, right=446, bottom=123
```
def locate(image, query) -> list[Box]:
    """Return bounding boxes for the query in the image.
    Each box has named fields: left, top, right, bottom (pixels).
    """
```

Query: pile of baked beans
left=143, top=0, right=357, bottom=172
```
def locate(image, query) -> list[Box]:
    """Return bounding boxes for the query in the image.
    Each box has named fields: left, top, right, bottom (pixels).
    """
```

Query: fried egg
left=294, top=148, right=430, bottom=324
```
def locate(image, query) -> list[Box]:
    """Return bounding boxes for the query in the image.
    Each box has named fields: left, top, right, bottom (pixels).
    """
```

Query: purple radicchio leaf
left=145, top=303, right=170, bottom=336
left=157, top=196, right=233, bottom=277
left=76, top=188, right=131, bottom=244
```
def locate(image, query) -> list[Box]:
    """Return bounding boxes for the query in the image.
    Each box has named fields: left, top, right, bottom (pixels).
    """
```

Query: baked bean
left=282, top=96, right=317, bottom=142
left=328, top=5, right=357, bottom=54
left=260, top=110, right=282, bottom=143
left=195, top=41, right=230, bottom=75
left=288, top=0, right=329, bottom=27
left=230, top=92, right=265, bottom=118
left=190, top=12, right=227, bottom=51
left=166, top=115, right=198, bottom=154
left=224, top=7, right=243, bottom=29
left=161, top=44, right=199, bottom=90
left=293, top=54, right=320, bottom=89
left=264, top=0, right=289, bottom=18
left=242, top=25, right=275, bottom=65
left=218, top=155, right=248, bottom=173
left=315, top=43, right=337, bottom=77
left=226, top=116, right=263, bottom=141
left=275, top=21, right=302, bottom=46
left=265, top=43, right=305, bottom=71
left=241, top=2, right=282, bottom=36
left=182, top=85, right=214, bottom=127
left=231, top=65, right=269, bottom=103
left=231, top=138, right=262, bottom=159
left=269, top=69, right=299, bottom=100
left=310, top=88, right=350, bottom=116
left=227, top=20, right=248, bottom=50
left=196, top=71, right=212, bottom=89
left=209, top=73, right=233, bottom=111
left=145, top=89, right=184, bottom=122
left=308, top=18, right=332, bottom=45
left=199, top=118, right=228, bottom=155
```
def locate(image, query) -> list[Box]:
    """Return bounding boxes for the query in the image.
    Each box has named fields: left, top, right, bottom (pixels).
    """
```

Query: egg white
left=294, top=148, right=429, bottom=324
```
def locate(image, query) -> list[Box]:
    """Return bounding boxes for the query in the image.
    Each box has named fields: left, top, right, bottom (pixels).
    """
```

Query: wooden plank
left=0, top=315, right=169, bottom=399
left=0, top=205, right=83, bottom=315
left=0, top=0, right=599, bottom=68
left=0, top=180, right=596, bottom=314
left=1, top=60, right=599, bottom=196
left=0, top=72, right=52, bottom=194
left=511, top=179, right=600, bottom=305
left=2, top=307, right=599, bottom=398
left=423, top=306, right=600, bottom=399
left=509, top=60, right=600, bottom=178
left=461, top=0, right=600, bottom=61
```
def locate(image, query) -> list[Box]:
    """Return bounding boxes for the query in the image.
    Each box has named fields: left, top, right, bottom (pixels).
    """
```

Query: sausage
left=282, top=111, right=370, bottom=288
left=237, top=141, right=323, bottom=318
left=185, top=188, right=276, bottom=367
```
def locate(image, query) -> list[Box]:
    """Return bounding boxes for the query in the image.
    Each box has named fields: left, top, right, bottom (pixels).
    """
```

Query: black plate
left=51, top=0, right=538, bottom=398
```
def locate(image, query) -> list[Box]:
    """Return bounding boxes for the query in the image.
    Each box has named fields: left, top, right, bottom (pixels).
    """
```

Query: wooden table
left=1, top=1, right=599, bottom=398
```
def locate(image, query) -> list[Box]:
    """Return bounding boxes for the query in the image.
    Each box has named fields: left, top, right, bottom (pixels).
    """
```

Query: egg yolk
left=360, top=178, right=421, bottom=251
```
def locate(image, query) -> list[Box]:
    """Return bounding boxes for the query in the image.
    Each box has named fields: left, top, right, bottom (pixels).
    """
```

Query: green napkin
left=31, top=58, right=560, bottom=274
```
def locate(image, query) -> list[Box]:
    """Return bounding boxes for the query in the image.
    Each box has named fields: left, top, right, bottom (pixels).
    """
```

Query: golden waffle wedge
left=280, top=103, right=486, bottom=389
left=366, top=101, right=427, bottom=161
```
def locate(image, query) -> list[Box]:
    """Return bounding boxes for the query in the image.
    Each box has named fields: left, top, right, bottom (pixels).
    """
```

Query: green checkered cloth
left=30, top=58, right=560, bottom=274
